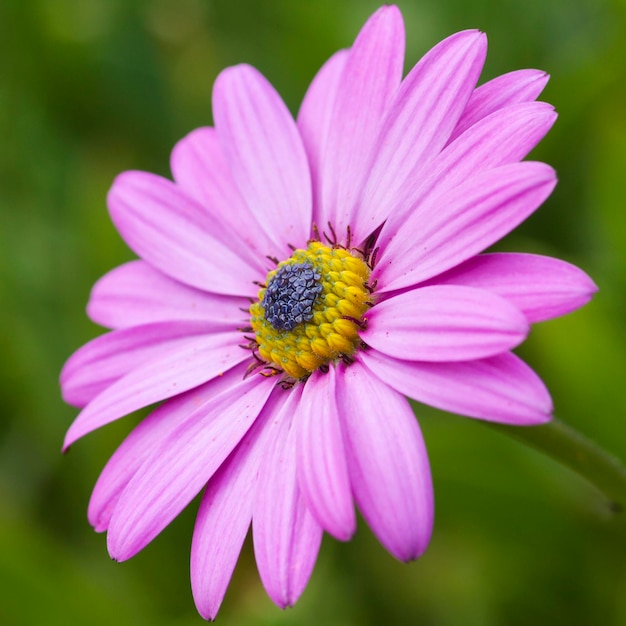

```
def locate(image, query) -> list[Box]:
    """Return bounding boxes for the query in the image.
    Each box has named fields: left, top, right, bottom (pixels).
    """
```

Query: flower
left=60, top=5, right=597, bottom=620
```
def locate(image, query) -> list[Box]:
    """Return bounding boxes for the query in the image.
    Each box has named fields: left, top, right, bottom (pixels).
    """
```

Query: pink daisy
left=61, top=5, right=597, bottom=620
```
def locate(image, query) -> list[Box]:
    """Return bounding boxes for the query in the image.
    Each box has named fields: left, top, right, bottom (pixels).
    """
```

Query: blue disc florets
left=263, top=262, right=323, bottom=331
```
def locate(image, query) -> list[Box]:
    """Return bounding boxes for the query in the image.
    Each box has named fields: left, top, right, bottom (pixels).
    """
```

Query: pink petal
left=61, top=321, right=215, bottom=408
left=87, top=260, right=248, bottom=330
left=170, top=126, right=277, bottom=258
left=362, top=285, right=528, bottom=361
left=108, top=171, right=263, bottom=296
left=191, top=389, right=286, bottom=621
left=373, top=161, right=557, bottom=293
left=107, top=374, right=273, bottom=561
left=377, top=101, right=557, bottom=251
left=336, top=361, right=433, bottom=561
left=353, top=30, right=487, bottom=243
left=253, top=386, right=323, bottom=609
left=295, top=368, right=355, bottom=540
left=297, top=50, right=348, bottom=217
left=424, top=252, right=598, bottom=323
left=360, top=349, right=553, bottom=425
left=88, top=366, right=248, bottom=533
left=450, top=69, right=550, bottom=142
left=63, top=331, right=245, bottom=450
left=213, top=65, right=312, bottom=252
left=316, top=5, right=404, bottom=239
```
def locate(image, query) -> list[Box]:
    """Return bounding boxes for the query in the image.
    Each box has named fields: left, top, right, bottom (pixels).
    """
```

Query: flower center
left=249, top=241, right=372, bottom=380
left=263, top=262, right=323, bottom=331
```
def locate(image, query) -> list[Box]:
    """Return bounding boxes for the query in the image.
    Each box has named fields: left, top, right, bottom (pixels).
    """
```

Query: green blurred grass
left=1, top=0, right=625, bottom=624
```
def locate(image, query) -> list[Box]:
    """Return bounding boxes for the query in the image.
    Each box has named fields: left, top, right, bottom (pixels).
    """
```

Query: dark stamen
left=244, top=360, right=265, bottom=378
left=323, top=221, right=337, bottom=246
left=341, top=315, right=368, bottom=330
left=368, top=246, right=380, bottom=269
left=260, top=367, right=282, bottom=378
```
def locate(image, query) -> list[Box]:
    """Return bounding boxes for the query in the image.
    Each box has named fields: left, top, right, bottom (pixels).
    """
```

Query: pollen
left=249, top=241, right=372, bottom=379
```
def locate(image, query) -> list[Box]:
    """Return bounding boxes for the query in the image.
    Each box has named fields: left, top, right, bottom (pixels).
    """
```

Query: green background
left=1, top=0, right=625, bottom=624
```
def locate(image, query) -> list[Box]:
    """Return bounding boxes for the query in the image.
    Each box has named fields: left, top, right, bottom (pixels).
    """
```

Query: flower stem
left=489, top=418, right=626, bottom=513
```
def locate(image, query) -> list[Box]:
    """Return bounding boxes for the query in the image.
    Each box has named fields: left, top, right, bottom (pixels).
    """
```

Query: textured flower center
left=249, top=241, right=372, bottom=379
left=263, top=262, right=323, bottom=331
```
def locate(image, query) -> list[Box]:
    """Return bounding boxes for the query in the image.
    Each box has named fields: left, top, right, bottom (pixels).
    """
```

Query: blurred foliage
left=1, top=0, right=625, bottom=624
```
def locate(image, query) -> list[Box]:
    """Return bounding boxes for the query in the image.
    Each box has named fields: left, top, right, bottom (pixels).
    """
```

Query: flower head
left=60, top=5, right=597, bottom=620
